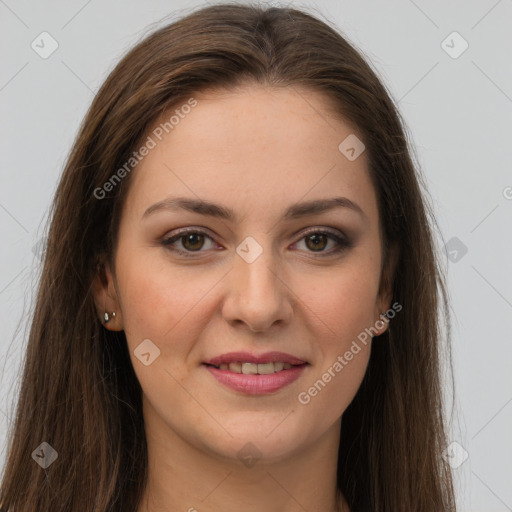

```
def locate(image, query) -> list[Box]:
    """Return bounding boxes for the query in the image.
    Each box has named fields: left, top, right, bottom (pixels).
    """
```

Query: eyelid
left=163, top=226, right=216, bottom=240
left=298, top=226, right=348, bottom=241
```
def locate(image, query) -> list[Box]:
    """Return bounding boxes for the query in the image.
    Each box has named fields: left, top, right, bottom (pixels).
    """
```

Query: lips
left=203, top=351, right=308, bottom=395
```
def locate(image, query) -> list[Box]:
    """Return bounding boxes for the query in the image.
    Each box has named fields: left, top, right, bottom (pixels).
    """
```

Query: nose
left=221, top=246, right=293, bottom=333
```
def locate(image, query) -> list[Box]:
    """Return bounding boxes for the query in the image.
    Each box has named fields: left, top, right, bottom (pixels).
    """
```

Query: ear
left=92, top=260, right=124, bottom=331
left=373, top=242, right=399, bottom=336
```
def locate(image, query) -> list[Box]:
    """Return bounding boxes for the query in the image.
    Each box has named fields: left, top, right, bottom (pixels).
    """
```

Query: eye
left=161, top=227, right=351, bottom=258
left=161, top=228, right=217, bottom=257
left=292, top=228, right=352, bottom=256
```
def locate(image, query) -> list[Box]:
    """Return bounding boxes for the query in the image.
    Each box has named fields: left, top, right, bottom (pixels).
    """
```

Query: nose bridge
left=238, top=247, right=278, bottom=299
left=222, top=235, right=292, bottom=331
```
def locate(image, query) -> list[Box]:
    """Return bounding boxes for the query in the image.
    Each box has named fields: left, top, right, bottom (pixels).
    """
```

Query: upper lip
left=204, top=351, right=307, bottom=366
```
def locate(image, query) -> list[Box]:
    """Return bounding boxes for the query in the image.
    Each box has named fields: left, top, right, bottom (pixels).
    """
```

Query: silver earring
left=103, top=311, right=116, bottom=324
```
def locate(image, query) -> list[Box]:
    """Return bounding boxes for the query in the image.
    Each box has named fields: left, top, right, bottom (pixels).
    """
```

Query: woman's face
left=98, top=84, right=391, bottom=463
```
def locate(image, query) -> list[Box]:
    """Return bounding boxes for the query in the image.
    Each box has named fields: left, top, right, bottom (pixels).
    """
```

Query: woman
left=0, top=3, right=457, bottom=511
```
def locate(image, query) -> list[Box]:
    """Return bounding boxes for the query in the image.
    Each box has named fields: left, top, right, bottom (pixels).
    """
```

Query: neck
left=136, top=400, right=347, bottom=512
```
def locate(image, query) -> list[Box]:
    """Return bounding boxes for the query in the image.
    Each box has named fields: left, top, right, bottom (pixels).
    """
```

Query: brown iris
left=181, top=233, right=205, bottom=251
left=305, top=233, right=328, bottom=251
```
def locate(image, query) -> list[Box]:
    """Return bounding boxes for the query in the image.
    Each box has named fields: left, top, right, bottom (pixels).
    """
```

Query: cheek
left=297, top=259, right=382, bottom=345
left=116, top=259, right=223, bottom=418
left=294, top=277, right=374, bottom=429
left=116, top=252, right=220, bottom=364
left=291, top=256, right=380, bottom=416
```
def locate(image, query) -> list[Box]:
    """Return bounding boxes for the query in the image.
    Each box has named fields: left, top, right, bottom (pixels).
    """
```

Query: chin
left=199, top=415, right=315, bottom=463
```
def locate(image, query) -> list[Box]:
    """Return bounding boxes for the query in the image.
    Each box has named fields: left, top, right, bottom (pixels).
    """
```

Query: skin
left=93, top=84, right=393, bottom=512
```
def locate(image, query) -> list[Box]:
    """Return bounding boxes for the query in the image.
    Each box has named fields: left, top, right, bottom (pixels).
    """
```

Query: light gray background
left=1, top=1, right=511, bottom=510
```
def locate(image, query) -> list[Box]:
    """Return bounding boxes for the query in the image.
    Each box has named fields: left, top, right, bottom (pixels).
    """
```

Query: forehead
left=123, top=84, right=378, bottom=225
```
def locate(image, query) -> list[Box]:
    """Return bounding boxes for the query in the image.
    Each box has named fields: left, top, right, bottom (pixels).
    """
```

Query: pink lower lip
left=204, top=364, right=307, bottom=395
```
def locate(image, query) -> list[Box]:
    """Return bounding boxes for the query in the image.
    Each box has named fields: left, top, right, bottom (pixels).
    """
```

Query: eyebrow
left=142, top=196, right=367, bottom=222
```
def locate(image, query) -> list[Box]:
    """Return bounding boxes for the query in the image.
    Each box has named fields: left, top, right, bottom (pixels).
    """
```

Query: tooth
left=283, top=363, right=292, bottom=370
left=242, top=363, right=258, bottom=375
left=219, top=363, right=228, bottom=370
left=274, top=362, right=284, bottom=372
left=257, top=362, right=275, bottom=375
left=228, top=362, right=242, bottom=373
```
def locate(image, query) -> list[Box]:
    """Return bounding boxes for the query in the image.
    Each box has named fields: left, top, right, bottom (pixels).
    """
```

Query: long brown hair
left=0, top=3, right=456, bottom=511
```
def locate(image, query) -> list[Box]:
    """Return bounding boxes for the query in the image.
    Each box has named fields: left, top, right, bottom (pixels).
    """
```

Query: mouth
left=202, top=351, right=309, bottom=395
left=204, top=361, right=304, bottom=374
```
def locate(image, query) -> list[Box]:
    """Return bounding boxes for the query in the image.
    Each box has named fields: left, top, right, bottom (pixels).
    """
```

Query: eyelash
left=161, top=227, right=352, bottom=258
